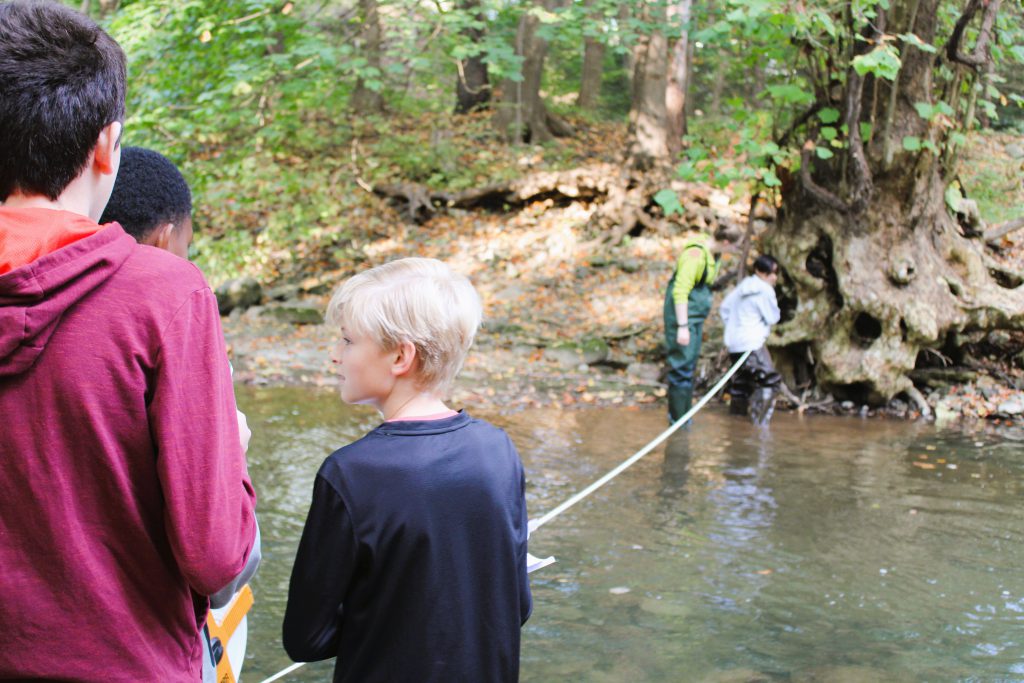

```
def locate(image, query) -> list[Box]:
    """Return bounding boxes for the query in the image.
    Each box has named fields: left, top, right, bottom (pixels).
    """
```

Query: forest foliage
left=83, top=0, right=1024, bottom=282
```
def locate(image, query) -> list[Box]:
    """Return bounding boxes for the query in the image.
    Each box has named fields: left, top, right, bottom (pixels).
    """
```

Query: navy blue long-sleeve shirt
left=283, top=411, right=532, bottom=682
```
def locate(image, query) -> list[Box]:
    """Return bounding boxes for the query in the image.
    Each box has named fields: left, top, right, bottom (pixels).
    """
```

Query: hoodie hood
left=0, top=218, right=134, bottom=376
left=736, top=274, right=772, bottom=297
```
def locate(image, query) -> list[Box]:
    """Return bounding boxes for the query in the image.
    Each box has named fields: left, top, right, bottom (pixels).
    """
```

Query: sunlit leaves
left=653, top=189, right=685, bottom=216
left=898, top=32, right=937, bottom=53
left=944, top=181, right=964, bottom=213
left=765, top=83, right=815, bottom=106
left=852, top=43, right=902, bottom=80
left=818, top=108, right=841, bottom=124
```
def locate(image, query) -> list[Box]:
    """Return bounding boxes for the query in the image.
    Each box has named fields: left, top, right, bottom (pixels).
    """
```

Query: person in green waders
left=663, top=228, right=736, bottom=423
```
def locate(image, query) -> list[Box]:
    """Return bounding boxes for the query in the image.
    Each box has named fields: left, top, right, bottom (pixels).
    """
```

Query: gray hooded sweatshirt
left=719, top=274, right=780, bottom=353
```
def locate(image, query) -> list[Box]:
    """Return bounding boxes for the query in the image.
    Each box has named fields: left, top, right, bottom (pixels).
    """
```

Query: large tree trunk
left=627, top=0, right=669, bottom=168
left=491, top=0, right=573, bottom=143
left=493, top=0, right=573, bottom=143
left=577, top=0, right=605, bottom=110
left=764, top=0, right=1022, bottom=406
left=350, top=0, right=385, bottom=115
left=665, top=0, right=692, bottom=156
left=454, top=0, right=490, bottom=113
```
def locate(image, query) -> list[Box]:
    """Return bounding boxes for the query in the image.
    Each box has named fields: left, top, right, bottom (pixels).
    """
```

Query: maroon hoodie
left=0, top=210, right=256, bottom=681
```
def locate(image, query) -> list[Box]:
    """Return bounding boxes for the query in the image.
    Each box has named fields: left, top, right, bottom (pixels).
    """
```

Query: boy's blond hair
left=327, top=258, right=482, bottom=393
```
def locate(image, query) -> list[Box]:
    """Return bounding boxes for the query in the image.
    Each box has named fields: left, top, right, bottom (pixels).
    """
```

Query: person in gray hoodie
left=720, top=255, right=782, bottom=425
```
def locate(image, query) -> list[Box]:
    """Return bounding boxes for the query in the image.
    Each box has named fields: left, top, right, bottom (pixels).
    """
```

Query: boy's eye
left=343, top=338, right=353, bottom=346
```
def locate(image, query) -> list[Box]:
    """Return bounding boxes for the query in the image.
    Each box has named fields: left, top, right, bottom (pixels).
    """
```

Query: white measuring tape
left=256, top=349, right=751, bottom=683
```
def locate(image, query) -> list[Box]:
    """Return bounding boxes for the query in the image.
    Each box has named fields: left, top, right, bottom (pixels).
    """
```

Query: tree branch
left=844, top=5, right=883, bottom=214
left=800, top=141, right=850, bottom=214
left=776, top=102, right=826, bottom=148
left=946, top=0, right=1002, bottom=71
left=984, top=216, right=1024, bottom=244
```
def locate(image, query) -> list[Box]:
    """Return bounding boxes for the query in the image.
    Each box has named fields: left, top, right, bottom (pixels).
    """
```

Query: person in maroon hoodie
left=0, top=2, right=258, bottom=681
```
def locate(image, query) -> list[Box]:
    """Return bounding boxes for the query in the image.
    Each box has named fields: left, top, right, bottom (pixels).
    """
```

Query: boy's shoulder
left=317, top=414, right=513, bottom=479
left=121, top=241, right=208, bottom=292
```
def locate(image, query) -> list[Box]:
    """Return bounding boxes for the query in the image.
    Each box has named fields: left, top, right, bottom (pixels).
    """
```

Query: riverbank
left=222, top=188, right=1024, bottom=424
left=216, top=123, right=1024, bottom=425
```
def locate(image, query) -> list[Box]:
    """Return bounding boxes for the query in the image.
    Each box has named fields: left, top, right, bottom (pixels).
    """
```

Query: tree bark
left=627, top=0, right=669, bottom=168
left=493, top=0, right=572, bottom=143
left=764, top=0, right=1023, bottom=406
left=665, top=0, right=692, bottom=156
left=351, top=0, right=385, bottom=115
left=577, top=0, right=605, bottom=110
left=454, top=0, right=490, bottom=113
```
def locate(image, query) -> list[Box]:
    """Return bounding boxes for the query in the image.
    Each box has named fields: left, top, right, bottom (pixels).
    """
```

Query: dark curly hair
left=100, top=147, right=192, bottom=241
left=0, top=1, right=126, bottom=201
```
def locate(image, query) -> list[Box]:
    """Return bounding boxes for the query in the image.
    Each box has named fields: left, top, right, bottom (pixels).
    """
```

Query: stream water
left=237, top=386, right=1024, bottom=682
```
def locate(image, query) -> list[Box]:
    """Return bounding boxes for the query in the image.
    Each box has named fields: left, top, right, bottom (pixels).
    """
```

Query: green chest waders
left=663, top=276, right=712, bottom=422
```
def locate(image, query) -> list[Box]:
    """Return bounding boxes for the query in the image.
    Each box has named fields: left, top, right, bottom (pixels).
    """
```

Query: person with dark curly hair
left=100, top=146, right=194, bottom=258
left=100, top=145, right=261, bottom=683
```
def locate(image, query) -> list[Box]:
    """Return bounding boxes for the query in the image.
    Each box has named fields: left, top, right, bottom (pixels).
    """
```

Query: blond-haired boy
left=283, top=257, right=532, bottom=682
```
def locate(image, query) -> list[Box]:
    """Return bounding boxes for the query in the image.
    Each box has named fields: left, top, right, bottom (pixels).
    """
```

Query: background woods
left=88, top=0, right=1024, bottom=410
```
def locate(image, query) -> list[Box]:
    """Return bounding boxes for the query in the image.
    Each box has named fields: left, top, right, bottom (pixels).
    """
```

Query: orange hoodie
left=0, top=207, right=104, bottom=274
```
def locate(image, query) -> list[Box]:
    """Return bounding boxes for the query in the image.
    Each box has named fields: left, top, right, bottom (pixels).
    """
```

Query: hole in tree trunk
left=777, top=269, right=797, bottom=324
left=899, top=318, right=908, bottom=342
left=853, top=312, right=882, bottom=346
left=805, top=238, right=831, bottom=280
left=831, top=381, right=871, bottom=404
left=989, top=267, right=1023, bottom=289
left=776, top=342, right=815, bottom=391
left=805, top=235, right=843, bottom=308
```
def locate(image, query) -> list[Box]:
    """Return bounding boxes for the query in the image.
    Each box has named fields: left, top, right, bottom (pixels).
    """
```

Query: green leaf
left=820, top=126, right=838, bottom=141
left=677, top=163, right=700, bottom=182
left=654, top=189, right=684, bottom=216
left=914, top=102, right=934, bottom=119
left=760, top=168, right=782, bottom=187
left=898, top=32, right=937, bottom=53
left=949, top=131, right=968, bottom=147
left=818, top=108, right=841, bottom=124
left=765, top=84, right=815, bottom=106
left=902, top=136, right=922, bottom=151
left=816, top=146, right=834, bottom=159
left=852, top=44, right=902, bottom=80
left=860, top=122, right=873, bottom=141
left=944, top=182, right=963, bottom=213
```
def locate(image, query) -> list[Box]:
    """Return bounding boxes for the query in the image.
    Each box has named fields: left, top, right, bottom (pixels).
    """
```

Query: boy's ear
left=391, top=341, right=418, bottom=378
left=146, top=222, right=176, bottom=251
left=94, top=121, right=122, bottom=175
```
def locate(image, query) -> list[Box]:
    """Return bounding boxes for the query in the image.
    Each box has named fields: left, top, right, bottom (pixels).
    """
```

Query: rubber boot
left=667, top=386, right=693, bottom=424
left=728, top=391, right=750, bottom=416
left=749, top=387, right=776, bottom=426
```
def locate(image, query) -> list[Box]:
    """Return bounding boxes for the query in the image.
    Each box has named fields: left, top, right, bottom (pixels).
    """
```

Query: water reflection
left=236, top=388, right=1024, bottom=682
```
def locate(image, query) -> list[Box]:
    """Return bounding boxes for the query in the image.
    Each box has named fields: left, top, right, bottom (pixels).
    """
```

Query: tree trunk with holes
left=763, top=0, right=1022, bottom=407
left=454, top=0, right=491, bottom=113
